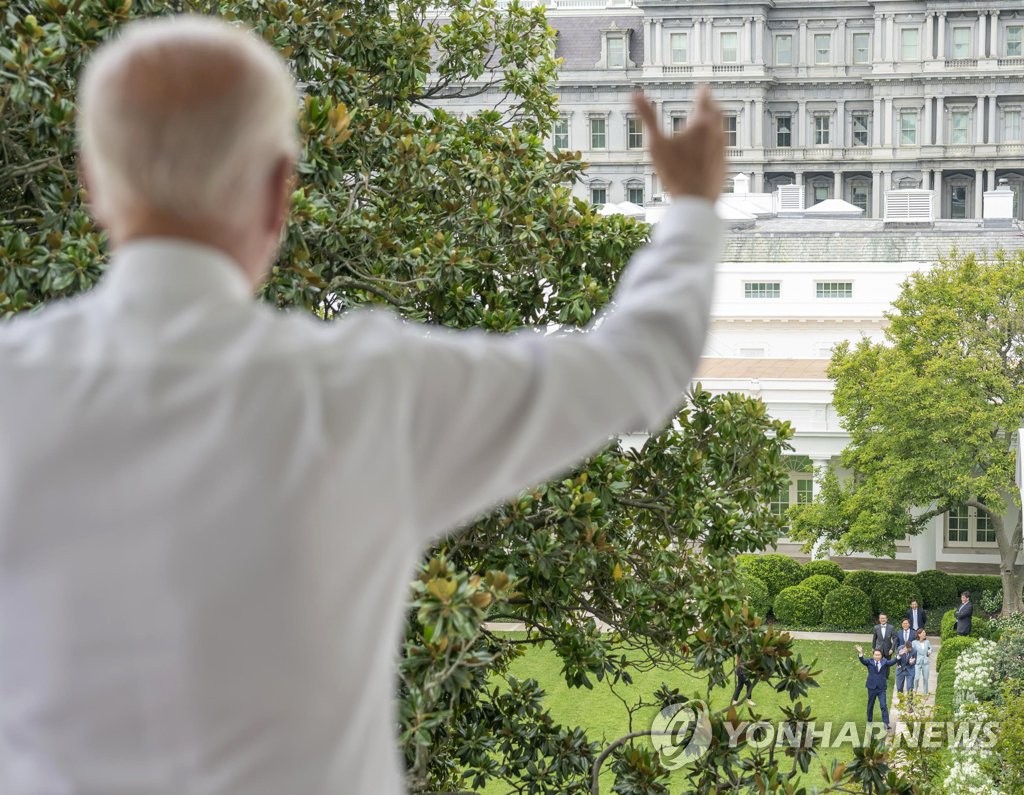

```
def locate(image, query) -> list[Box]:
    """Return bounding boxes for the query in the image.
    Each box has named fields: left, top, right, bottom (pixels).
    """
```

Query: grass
left=481, top=638, right=876, bottom=793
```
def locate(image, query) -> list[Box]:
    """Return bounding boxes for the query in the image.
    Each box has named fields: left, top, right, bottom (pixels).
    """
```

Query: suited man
left=871, top=613, right=896, bottom=658
left=955, top=591, right=974, bottom=636
left=896, top=618, right=915, bottom=650
left=855, top=645, right=899, bottom=730
left=904, top=599, right=927, bottom=633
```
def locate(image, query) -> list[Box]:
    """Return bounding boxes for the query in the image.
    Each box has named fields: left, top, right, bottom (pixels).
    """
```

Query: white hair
left=78, top=15, right=299, bottom=226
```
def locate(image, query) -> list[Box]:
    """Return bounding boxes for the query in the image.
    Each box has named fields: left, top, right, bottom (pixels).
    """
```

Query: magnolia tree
left=2, top=1, right=909, bottom=792
left=791, top=251, right=1024, bottom=616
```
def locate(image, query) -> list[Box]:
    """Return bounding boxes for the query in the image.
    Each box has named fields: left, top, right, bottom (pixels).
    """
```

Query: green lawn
left=483, top=638, right=875, bottom=793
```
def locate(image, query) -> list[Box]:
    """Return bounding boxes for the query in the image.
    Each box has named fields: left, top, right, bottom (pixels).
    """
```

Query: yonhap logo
left=650, top=699, right=712, bottom=770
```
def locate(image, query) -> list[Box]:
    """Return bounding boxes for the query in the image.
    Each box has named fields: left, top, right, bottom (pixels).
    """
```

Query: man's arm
left=395, top=89, right=727, bottom=536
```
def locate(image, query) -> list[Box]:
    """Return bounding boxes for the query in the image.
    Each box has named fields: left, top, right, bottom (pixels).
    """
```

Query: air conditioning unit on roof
left=884, top=189, right=934, bottom=223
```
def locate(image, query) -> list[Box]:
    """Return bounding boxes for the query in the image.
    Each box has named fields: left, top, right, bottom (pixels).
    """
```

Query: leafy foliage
left=737, top=553, right=804, bottom=601
left=800, top=574, right=841, bottom=599
left=940, top=609, right=989, bottom=641
left=801, top=559, right=845, bottom=583
left=844, top=570, right=879, bottom=597
left=772, top=586, right=823, bottom=627
left=739, top=572, right=771, bottom=620
left=913, top=569, right=957, bottom=609
left=789, top=251, right=1024, bottom=615
left=869, top=577, right=921, bottom=622
left=822, top=585, right=873, bottom=631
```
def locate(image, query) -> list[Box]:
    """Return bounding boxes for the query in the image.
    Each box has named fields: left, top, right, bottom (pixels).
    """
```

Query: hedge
left=843, top=570, right=878, bottom=596
left=737, top=554, right=804, bottom=601
left=739, top=572, right=771, bottom=620
left=940, top=608, right=990, bottom=640
left=951, top=574, right=1003, bottom=608
left=936, top=634, right=979, bottom=672
left=870, top=577, right=922, bottom=621
left=801, top=560, right=845, bottom=583
left=913, top=569, right=958, bottom=609
left=773, top=585, right=823, bottom=626
left=821, top=585, right=873, bottom=631
left=801, top=574, right=841, bottom=598
left=933, top=637, right=978, bottom=720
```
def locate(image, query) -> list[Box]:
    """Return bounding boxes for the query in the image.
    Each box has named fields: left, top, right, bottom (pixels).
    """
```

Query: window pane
left=951, top=111, right=969, bottom=145
left=816, top=282, right=853, bottom=298
left=627, top=117, right=643, bottom=149
left=777, top=116, right=791, bottom=147
left=814, top=34, right=830, bottom=65
left=671, top=32, right=688, bottom=64
left=951, top=186, right=967, bottom=218
left=901, top=28, right=919, bottom=60
left=723, top=116, right=737, bottom=146
left=627, top=185, right=644, bottom=205
left=853, top=32, right=870, bottom=64
left=814, top=185, right=829, bottom=203
left=589, top=118, right=606, bottom=149
left=721, top=32, right=738, bottom=63
left=948, top=505, right=969, bottom=543
left=590, top=187, right=606, bottom=207
left=776, top=35, right=792, bottom=65
left=852, top=113, right=869, bottom=146
left=1009, top=26, right=1023, bottom=57
left=1006, top=110, right=1022, bottom=142
left=815, top=115, right=830, bottom=145
left=796, top=479, right=814, bottom=505
left=952, top=27, right=970, bottom=59
left=977, top=509, right=996, bottom=544
left=553, top=118, right=569, bottom=150
left=672, top=115, right=687, bottom=134
left=851, top=186, right=869, bottom=211
left=744, top=282, right=781, bottom=299
left=608, top=37, right=625, bottom=68
left=770, top=485, right=790, bottom=525
left=900, top=112, right=917, bottom=145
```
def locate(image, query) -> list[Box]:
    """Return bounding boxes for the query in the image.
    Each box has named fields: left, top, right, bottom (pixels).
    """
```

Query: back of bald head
left=78, top=15, right=298, bottom=229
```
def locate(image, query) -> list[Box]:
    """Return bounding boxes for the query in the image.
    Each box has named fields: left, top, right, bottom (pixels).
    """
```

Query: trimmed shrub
left=737, top=554, right=804, bottom=601
left=843, top=570, right=878, bottom=596
left=801, top=560, right=845, bottom=583
left=801, top=574, right=841, bottom=598
left=738, top=572, right=771, bottom=620
left=773, top=585, right=823, bottom=626
left=940, top=608, right=990, bottom=640
left=822, top=585, right=873, bottom=631
left=913, top=569, right=958, bottom=609
left=933, top=638, right=978, bottom=720
left=870, top=577, right=921, bottom=621
left=952, top=574, right=1003, bottom=608
left=936, top=635, right=979, bottom=672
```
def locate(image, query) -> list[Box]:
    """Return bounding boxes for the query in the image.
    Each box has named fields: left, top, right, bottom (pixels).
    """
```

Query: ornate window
left=626, top=116, right=643, bottom=149
left=814, top=33, right=831, bottom=65
left=776, top=115, right=792, bottom=147
left=720, top=32, right=739, bottom=63
left=900, top=28, right=919, bottom=61
left=852, top=113, right=870, bottom=146
left=852, top=32, right=870, bottom=64
left=776, top=35, right=793, bottom=66
left=899, top=111, right=918, bottom=146
left=589, top=116, right=607, bottom=150
left=670, top=32, right=688, bottom=64
left=552, top=117, right=569, bottom=151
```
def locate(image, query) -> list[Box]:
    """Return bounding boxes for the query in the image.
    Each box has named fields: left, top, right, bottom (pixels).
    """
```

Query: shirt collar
left=100, top=238, right=254, bottom=307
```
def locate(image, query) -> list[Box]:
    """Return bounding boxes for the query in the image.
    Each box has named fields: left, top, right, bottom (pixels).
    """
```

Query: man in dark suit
left=871, top=613, right=896, bottom=658
left=896, top=618, right=915, bottom=651
left=955, top=592, right=973, bottom=636
left=855, top=645, right=899, bottom=730
left=904, top=599, right=927, bottom=633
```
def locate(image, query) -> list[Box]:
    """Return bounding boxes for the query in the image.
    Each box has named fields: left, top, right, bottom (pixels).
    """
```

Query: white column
left=652, top=20, right=662, bottom=65
left=883, top=97, right=892, bottom=146
left=705, top=17, right=713, bottom=63
left=643, top=20, right=653, bottom=66
left=755, top=17, right=765, bottom=63
left=912, top=527, right=937, bottom=571
left=833, top=170, right=842, bottom=199
left=836, top=100, right=845, bottom=147
left=925, top=13, right=935, bottom=60
left=797, top=100, right=807, bottom=146
left=873, top=96, right=882, bottom=145
left=933, top=169, right=942, bottom=218
left=874, top=15, right=884, bottom=60
left=742, top=17, right=752, bottom=62
left=976, top=96, right=986, bottom=142
left=924, top=97, right=933, bottom=145
left=978, top=12, right=987, bottom=58
left=746, top=102, right=754, bottom=147
left=989, top=94, right=997, bottom=144
left=873, top=171, right=883, bottom=217
left=935, top=95, right=944, bottom=144
left=990, top=11, right=1000, bottom=58
left=810, top=458, right=831, bottom=497
left=888, top=15, right=897, bottom=63
left=692, top=19, right=702, bottom=64
left=836, top=20, right=846, bottom=65
left=937, top=13, right=947, bottom=59
left=798, top=20, right=807, bottom=66
left=754, top=98, right=764, bottom=147
left=753, top=171, right=764, bottom=192
left=975, top=169, right=984, bottom=218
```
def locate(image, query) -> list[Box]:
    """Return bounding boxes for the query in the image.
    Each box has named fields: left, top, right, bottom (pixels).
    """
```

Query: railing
left=712, top=64, right=744, bottom=73
left=946, top=58, right=978, bottom=69
left=725, top=148, right=745, bottom=158
left=998, top=57, right=1024, bottom=67
left=662, top=65, right=694, bottom=74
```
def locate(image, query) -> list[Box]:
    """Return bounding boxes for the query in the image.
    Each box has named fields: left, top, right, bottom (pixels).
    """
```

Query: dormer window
left=598, top=24, right=634, bottom=69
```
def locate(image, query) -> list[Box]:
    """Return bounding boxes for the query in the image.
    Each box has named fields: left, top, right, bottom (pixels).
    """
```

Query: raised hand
left=632, top=85, right=726, bottom=203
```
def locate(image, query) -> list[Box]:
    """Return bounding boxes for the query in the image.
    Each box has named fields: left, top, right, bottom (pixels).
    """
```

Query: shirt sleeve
left=395, top=198, right=722, bottom=537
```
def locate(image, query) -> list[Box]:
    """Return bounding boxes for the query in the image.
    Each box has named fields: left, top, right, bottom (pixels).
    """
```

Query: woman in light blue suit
left=912, top=628, right=933, bottom=694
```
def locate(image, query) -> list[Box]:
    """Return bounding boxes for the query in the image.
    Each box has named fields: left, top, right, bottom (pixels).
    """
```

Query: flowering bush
left=953, top=640, right=999, bottom=706
left=942, top=641, right=1002, bottom=794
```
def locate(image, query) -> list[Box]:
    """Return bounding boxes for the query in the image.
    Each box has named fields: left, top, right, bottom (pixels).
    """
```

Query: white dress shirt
left=0, top=199, right=720, bottom=794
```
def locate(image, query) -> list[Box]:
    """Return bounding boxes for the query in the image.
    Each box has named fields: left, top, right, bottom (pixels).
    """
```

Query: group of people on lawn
left=855, top=592, right=974, bottom=730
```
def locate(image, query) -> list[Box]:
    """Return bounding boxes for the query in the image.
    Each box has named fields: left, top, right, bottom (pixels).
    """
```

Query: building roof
left=696, top=358, right=832, bottom=379
left=721, top=219, right=1024, bottom=263
left=552, top=15, right=644, bottom=71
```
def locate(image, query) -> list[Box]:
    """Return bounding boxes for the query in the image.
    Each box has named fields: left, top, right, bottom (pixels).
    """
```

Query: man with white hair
left=0, top=14, right=725, bottom=795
